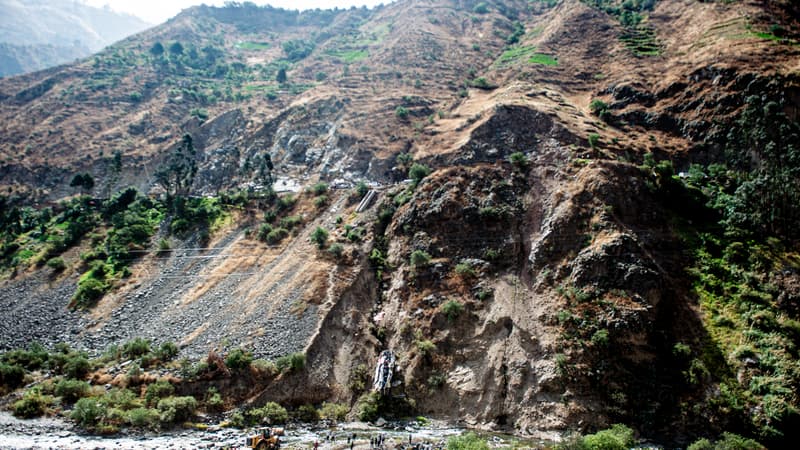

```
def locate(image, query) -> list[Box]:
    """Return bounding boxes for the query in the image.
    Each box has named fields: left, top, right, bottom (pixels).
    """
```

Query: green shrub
left=673, top=342, right=692, bottom=358
left=205, top=387, right=224, bottom=412
left=71, top=397, right=104, bottom=427
left=122, top=338, right=151, bottom=359
left=454, top=262, right=476, bottom=278
left=685, top=358, right=710, bottom=385
left=145, top=380, right=175, bottom=407
left=126, top=361, right=142, bottom=377
left=0, top=363, right=25, bottom=389
left=311, top=227, right=329, bottom=249
left=408, top=163, right=431, bottom=184
left=447, top=432, right=490, bottom=450
left=588, top=133, right=601, bottom=149
left=55, top=378, right=90, bottom=403
left=706, top=433, right=764, bottom=450
left=294, top=403, right=320, bottom=422
left=393, top=189, right=413, bottom=206
left=225, top=348, right=253, bottom=370
left=155, top=341, right=179, bottom=362
left=252, top=359, right=278, bottom=375
left=508, top=151, right=528, bottom=169
left=13, top=389, right=53, bottom=418
left=46, top=257, right=66, bottom=271
left=170, top=218, right=190, bottom=236
left=356, top=392, right=381, bottom=421
left=63, top=354, right=90, bottom=379
left=1, top=343, right=49, bottom=370
left=127, top=407, right=160, bottom=429
left=476, top=289, right=493, bottom=301
left=248, top=401, right=289, bottom=424
left=346, top=227, right=365, bottom=242
left=282, top=39, right=315, bottom=61
left=190, top=108, right=209, bottom=121
left=47, top=352, right=69, bottom=375
left=279, top=215, right=303, bottom=230
left=442, top=300, right=464, bottom=322
left=277, top=195, right=296, bottom=211
left=102, top=387, right=140, bottom=410
left=355, top=181, right=369, bottom=197
left=427, top=373, right=446, bottom=389
left=396, top=152, right=413, bottom=169
left=472, top=2, right=489, bottom=14
left=314, top=195, right=329, bottom=208
left=590, top=329, right=609, bottom=347
left=266, top=227, right=289, bottom=244
left=319, top=402, right=349, bottom=421
left=228, top=410, right=246, bottom=428
left=416, top=339, right=436, bottom=355
left=581, top=424, right=635, bottom=450
left=310, top=182, right=329, bottom=195
left=157, top=396, right=197, bottom=423
left=470, top=77, right=493, bottom=89
left=589, top=99, right=608, bottom=115
left=275, top=352, right=306, bottom=372
left=328, top=243, right=345, bottom=259
left=687, top=438, right=713, bottom=450
left=348, top=364, right=371, bottom=393
left=478, top=206, right=509, bottom=221
left=72, top=277, right=107, bottom=308
left=395, top=106, right=409, bottom=119
left=410, top=250, right=431, bottom=267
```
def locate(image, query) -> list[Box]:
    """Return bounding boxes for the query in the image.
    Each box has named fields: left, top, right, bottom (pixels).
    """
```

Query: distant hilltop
left=0, top=0, right=151, bottom=77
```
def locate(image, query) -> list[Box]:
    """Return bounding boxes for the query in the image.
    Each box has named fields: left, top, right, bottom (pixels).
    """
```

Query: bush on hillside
left=157, top=396, right=197, bottom=423
left=225, top=348, right=253, bottom=370
left=247, top=401, right=289, bottom=425
left=55, top=378, right=91, bottom=403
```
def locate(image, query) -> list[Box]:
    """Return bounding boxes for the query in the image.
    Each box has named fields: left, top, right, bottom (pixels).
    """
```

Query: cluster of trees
left=154, top=134, right=198, bottom=198
left=693, top=95, right=800, bottom=240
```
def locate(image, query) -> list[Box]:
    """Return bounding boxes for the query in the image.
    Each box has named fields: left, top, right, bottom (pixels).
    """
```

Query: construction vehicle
left=245, top=427, right=283, bottom=449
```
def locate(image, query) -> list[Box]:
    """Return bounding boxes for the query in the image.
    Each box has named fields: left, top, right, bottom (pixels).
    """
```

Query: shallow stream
left=0, top=412, right=549, bottom=449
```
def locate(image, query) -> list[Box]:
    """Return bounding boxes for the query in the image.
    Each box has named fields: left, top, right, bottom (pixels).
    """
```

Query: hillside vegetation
left=0, top=0, right=799, bottom=446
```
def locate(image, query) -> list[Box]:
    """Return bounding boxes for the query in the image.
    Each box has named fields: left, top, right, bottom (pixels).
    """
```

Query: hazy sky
left=84, top=1, right=391, bottom=25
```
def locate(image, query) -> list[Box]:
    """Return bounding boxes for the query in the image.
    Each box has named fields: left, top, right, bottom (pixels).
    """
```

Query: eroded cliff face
left=263, top=103, right=701, bottom=438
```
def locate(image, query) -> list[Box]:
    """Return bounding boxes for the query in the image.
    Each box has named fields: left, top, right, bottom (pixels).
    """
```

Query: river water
left=0, top=412, right=545, bottom=449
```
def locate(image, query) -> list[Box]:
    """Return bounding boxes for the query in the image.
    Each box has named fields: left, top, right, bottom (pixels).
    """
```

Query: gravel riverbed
left=0, top=412, right=478, bottom=450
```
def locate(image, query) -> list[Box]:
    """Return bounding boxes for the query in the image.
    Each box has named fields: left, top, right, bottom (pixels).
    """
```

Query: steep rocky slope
left=1, top=0, right=799, bottom=445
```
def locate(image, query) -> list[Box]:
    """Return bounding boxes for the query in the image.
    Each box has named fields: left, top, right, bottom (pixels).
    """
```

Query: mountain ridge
left=0, top=0, right=151, bottom=77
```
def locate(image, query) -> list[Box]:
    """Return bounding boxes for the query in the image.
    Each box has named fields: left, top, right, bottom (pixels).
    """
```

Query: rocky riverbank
left=0, top=412, right=499, bottom=450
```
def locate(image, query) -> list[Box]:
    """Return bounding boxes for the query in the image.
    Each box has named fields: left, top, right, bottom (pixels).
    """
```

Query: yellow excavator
left=245, top=427, right=284, bottom=449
